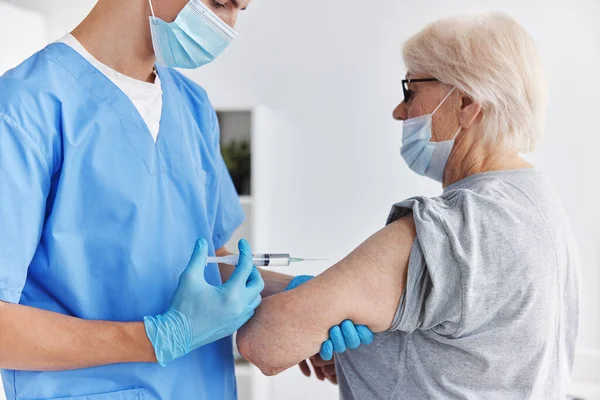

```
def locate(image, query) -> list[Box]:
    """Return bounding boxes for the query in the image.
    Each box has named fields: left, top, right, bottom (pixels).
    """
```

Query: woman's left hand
left=298, top=354, right=338, bottom=385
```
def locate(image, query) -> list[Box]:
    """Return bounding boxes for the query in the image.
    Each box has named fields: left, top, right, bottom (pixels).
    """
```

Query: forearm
left=237, top=217, right=415, bottom=375
left=237, top=266, right=371, bottom=375
left=237, top=286, right=335, bottom=375
left=0, top=301, right=156, bottom=371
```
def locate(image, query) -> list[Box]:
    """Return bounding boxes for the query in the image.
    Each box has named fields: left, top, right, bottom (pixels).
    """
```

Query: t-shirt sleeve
left=387, top=195, right=464, bottom=336
left=209, top=111, right=245, bottom=250
left=0, top=114, right=51, bottom=303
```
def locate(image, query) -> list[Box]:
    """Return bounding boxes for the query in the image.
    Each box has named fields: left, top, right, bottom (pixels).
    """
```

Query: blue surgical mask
left=149, top=0, right=238, bottom=69
left=401, top=88, right=461, bottom=183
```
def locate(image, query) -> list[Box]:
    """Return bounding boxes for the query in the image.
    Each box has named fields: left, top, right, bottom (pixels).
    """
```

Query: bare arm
left=0, top=301, right=156, bottom=371
left=216, top=247, right=293, bottom=297
left=236, top=216, right=416, bottom=376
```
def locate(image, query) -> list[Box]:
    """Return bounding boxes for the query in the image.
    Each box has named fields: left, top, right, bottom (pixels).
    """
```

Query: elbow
left=236, top=323, right=286, bottom=376
left=235, top=326, right=258, bottom=365
left=261, top=366, right=285, bottom=377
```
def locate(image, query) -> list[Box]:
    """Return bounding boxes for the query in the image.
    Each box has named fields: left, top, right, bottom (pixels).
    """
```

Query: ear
left=459, top=94, right=482, bottom=130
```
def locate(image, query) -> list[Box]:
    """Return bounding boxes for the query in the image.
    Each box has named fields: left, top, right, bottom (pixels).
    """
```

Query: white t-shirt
left=58, top=34, right=163, bottom=142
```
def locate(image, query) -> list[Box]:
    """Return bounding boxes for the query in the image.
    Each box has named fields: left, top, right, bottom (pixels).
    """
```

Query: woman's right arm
left=236, top=216, right=417, bottom=376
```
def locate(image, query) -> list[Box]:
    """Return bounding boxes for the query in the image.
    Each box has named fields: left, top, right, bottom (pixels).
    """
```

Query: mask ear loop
left=148, top=0, right=159, bottom=77
left=432, top=87, right=461, bottom=142
left=452, top=126, right=462, bottom=141
left=431, top=87, right=456, bottom=116
left=149, top=0, right=156, bottom=18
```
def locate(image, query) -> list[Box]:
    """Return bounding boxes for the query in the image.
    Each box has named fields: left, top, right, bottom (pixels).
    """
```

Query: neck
left=443, top=130, right=534, bottom=188
left=71, top=0, right=156, bottom=83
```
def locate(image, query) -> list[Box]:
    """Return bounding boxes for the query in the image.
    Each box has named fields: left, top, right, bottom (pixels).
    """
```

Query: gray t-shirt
left=336, top=169, right=580, bottom=399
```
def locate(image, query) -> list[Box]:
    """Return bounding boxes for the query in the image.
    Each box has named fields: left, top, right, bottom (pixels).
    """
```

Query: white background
left=0, top=0, right=598, bottom=399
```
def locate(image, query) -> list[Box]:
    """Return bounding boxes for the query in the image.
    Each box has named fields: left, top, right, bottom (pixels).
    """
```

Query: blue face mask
left=400, top=87, right=461, bottom=183
left=149, top=0, right=238, bottom=69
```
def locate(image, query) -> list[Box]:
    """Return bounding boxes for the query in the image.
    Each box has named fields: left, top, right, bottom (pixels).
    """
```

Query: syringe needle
left=290, top=258, right=327, bottom=263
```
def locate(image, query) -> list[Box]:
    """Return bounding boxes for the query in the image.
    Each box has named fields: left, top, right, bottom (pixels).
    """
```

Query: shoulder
left=0, top=44, right=71, bottom=121
left=161, top=67, right=212, bottom=108
left=161, top=67, right=219, bottom=139
left=1, top=51, right=47, bottom=110
left=387, top=171, right=555, bottom=245
left=0, top=45, right=69, bottom=170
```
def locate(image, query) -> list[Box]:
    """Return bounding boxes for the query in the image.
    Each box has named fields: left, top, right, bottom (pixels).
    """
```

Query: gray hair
left=403, top=12, right=547, bottom=153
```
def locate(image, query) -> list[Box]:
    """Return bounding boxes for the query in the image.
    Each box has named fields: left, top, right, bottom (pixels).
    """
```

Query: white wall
left=2, top=0, right=91, bottom=41
left=0, top=2, right=47, bottom=74
left=1, top=0, right=599, bottom=399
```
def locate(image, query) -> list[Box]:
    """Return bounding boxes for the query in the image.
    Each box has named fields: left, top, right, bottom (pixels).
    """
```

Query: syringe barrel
left=252, top=253, right=291, bottom=267
left=206, top=254, right=292, bottom=267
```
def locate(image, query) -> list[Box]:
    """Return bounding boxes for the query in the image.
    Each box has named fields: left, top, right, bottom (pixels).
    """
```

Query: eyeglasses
left=402, top=78, right=439, bottom=103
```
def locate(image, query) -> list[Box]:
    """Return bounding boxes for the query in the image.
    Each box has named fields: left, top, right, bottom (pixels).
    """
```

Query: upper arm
left=236, top=216, right=416, bottom=375
left=0, top=113, right=52, bottom=303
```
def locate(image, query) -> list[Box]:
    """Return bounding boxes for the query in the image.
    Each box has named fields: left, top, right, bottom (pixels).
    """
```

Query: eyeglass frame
left=402, top=78, right=440, bottom=103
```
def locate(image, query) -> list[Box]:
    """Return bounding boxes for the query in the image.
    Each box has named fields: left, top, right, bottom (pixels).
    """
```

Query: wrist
left=124, top=322, right=158, bottom=364
left=144, top=309, right=192, bottom=367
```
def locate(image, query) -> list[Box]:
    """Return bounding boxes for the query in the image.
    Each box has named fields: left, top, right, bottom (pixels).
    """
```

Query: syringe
left=206, top=253, right=325, bottom=267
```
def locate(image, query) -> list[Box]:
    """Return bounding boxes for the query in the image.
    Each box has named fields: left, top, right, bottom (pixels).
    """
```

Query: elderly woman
left=236, top=12, right=580, bottom=399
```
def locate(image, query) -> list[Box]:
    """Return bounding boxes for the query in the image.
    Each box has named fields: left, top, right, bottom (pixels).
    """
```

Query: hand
left=285, top=276, right=375, bottom=361
left=144, top=238, right=264, bottom=366
left=320, top=321, right=374, bottom=361
left=299, top=354, right=338, bottom=385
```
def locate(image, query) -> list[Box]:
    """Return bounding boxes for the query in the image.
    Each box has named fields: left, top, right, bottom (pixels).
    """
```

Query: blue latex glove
left=285, top=275, right=374, bottom=361
left=320, top=323, right=374, bottom=361
left=145, top=238, right=264, bottom=366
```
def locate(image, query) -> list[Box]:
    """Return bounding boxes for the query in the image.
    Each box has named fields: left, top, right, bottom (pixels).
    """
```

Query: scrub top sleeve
left=0, top=114, right=52, bottom=303
left=210, top=112, right=244, bottom=250
left=386, top=196, right=463, bottom=336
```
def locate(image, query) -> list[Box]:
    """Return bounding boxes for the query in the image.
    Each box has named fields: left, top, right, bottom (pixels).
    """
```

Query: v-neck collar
left=44, top=43, right=183, bottom=176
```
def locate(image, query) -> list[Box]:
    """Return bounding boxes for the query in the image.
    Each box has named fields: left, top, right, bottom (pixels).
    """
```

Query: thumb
left=183, top=238, right=209, bottom=283
left=227, top=239, right=255, bottom=288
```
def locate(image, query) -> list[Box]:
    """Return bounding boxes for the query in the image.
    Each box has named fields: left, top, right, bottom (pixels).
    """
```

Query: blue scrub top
left=0, top=43, right=244, bottom=400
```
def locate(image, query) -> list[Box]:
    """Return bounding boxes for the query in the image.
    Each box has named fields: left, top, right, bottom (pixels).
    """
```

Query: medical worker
left=0, top=1, right=371, bottom=399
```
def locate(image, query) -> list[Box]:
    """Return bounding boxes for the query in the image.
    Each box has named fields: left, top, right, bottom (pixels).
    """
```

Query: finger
left=310, top=354, right=334, bottom=368
left=298, top=360, right=311, bottom=377
left=341, top=320, right=361, bottom=349
left=227, top=239, right=255, bottom=288
left=246, top=266, right=265, bottom=295
left=322, top=364, right=336, bottom=376
left=285, top=275, right=313, bottom=291
left=321, top=361, right=338, bottom=385
left=320, top=339, right=334, bottom=361
left=356, top=325, right=375, bottom=345
left=235, top=310, right=255, bottom=330
left=329, top=326, right=347, bottom=353
left=248, top=294, right=262, bottom=311
left=310, top=361, right=325, bottom=381
left=183, top=238, right=209, bottom=283
left=327, top=374, right=338, bottom=385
